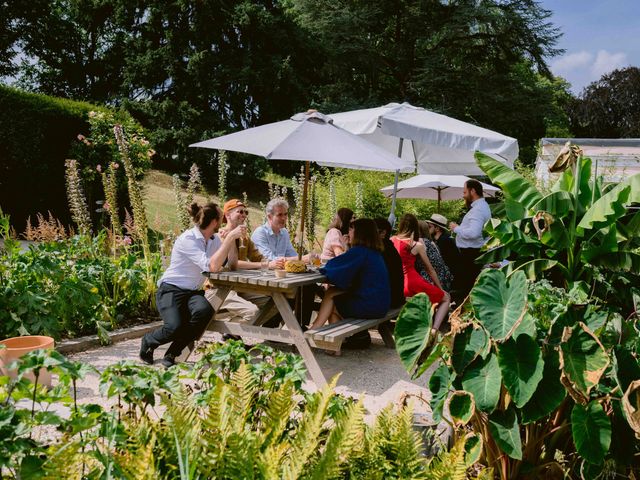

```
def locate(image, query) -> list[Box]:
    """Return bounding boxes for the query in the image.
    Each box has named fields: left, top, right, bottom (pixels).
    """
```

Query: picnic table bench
left=305, top=307, right=401, bottom=354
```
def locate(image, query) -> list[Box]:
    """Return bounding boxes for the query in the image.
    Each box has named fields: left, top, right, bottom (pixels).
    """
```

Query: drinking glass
left=260, top=258, right=269, bottom=275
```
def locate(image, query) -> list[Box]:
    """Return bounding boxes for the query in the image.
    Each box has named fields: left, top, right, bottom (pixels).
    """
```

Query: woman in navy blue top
left=311, top=218, right=390, bottom=329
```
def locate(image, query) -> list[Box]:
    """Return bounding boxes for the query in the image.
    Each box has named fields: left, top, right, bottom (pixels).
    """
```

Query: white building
left=536, top=138, right=640, bottom=186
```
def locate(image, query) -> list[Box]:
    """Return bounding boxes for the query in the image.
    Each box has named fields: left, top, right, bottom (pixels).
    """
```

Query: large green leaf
left=471, top=269, right=527, bottom=342
left=589, top=251, right=640, bottom=273
left=461, top=353, right=502, bottom=413
left=497, top=334, right=544, bottom=407
left=488, top=407, right=522, bottom=460
left=394, top=293, right=432, bottom=375
left=476, top=152, right=543, bottom=210
left=579, top=173, right=640, bottom=232
left=463, top=433, right=483, bottom=467
left=428, top=363, right=453, bottom=423
left=512, top=312, right=536, bottom=339
left=613, top=347, right=640, bottom=394
left=504, top=259, right=558, bottom=281
left=451, top=324, right=489, bottom=375
left=447, top=391, right=475, bottom=426
left=571, top=401, right=611, bottom=465
left=531, top=190, right=573, bottom=217
left=521, top=349, right=566, bottom=424
left=560, top=323, right=610, bottom=404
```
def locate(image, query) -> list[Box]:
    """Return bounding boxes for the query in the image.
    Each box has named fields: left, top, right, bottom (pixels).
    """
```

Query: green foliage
left=570, top=67, right=640, bottom=138
left=476, top=152, right=640, bottom=313
left=313, top=169, right=466, bottom=230
left=0, top=233, right=160, bottom=340
left=395, top=268, right=640, bottom=478
left=0, top=85, right=101, bottom=231
left=0, top=346, right=464, bottom=479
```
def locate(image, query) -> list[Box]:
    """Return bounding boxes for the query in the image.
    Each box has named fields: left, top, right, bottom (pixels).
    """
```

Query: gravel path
left=67, top=330, right=436, bottom=422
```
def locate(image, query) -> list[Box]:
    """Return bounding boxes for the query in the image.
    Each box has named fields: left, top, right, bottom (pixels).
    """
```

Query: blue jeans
left=145, top=283, right=213, bottom=358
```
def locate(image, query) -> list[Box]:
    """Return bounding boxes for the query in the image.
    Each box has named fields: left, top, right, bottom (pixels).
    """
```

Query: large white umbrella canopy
left=190, top=111, right=414, bottom=172
left=329, top=102, right=518, bottom=223
left=190, top=110, right=413, bottom=256
left=380, top=174, right=500, bottom=200
left=329, top=102, right=518, bottom=175
left=380, top=174, right=499, bottom=212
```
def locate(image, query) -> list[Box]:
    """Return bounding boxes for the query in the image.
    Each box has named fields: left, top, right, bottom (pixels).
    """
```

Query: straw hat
left=426, top=213, right=449, bottom=231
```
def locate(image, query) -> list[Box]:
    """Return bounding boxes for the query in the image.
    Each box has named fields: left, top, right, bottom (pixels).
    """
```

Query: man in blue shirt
left=251, top=198, right=313, bottom=326
left=251, top=198, right=307, bottom=262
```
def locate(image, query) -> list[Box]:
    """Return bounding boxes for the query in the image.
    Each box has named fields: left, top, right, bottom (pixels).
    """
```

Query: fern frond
left=307, top=399, right=366, bottom=480
left=280, top=376, right=339, bottom=480
left=230, top=362, right=258, bottom=430
left=425, top=435, right=468, bottom=480
left=261, top=380, right=296, bottom=448
left=113, top=418, right=158, bottom=480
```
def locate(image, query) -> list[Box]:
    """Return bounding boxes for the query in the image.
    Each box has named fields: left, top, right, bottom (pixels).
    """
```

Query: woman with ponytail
left=140, top=202, right=246, bottom=367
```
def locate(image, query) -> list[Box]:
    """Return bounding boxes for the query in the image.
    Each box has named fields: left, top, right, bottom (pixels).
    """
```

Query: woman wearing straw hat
left=425, top=213, right=459, bottom=278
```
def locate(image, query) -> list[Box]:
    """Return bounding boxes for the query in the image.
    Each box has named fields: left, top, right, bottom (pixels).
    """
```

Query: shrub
left=0, top=85, right=99, bottom=231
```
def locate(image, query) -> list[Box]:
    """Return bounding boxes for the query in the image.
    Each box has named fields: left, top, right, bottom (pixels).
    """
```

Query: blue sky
left=540, top=0, right=640, bottom=94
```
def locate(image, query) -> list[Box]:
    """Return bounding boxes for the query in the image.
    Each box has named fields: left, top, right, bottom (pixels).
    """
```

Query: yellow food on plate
left=284, top=260, right=307, bottom=273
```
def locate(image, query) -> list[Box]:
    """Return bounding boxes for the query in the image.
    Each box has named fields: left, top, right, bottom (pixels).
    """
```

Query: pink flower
left=77, top=134, right=86, bottom=141
left=122, top=236, right=132, bottom=245
left=96, top=164, right=102, bottom=173
left=104, top=202, right=110, bottom=211
left=113, top=163, right=120, bottom=169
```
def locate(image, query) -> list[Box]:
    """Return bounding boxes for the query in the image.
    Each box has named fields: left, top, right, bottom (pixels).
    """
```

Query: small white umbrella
left=190, top=111, right=413, bottom=256
left=380, top=174, right=500, bottom=212
left=330, top=102, right=518, bottom=223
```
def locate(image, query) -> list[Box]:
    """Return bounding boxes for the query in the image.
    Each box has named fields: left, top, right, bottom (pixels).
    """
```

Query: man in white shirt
left=449, top=179, right=492, bottom=303
left=140, top=202, right=244, bottom=367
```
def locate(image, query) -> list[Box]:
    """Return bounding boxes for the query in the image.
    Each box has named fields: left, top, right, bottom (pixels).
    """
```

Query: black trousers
left=145, top=282, right=213, bottom=358
left=452, top=247, right=482, bottom=305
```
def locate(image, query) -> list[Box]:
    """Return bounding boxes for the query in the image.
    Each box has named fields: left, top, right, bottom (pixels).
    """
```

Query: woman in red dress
left=392, top=214, right=451, bottom=332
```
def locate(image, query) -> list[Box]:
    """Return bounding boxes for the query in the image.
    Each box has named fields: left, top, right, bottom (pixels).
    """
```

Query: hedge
left=0, top=85, right=110, bottom=231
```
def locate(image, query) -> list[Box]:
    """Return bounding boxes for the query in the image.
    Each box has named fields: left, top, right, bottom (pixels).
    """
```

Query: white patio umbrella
left=380, top=174, right=500, bottom=212
left=329, top=102, right=518, bottom=223
left=190, top=110, right=413, bottom=256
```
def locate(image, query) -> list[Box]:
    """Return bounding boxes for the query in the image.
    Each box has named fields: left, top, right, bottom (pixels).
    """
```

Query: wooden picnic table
left=193, top=268, right=329, bottom=387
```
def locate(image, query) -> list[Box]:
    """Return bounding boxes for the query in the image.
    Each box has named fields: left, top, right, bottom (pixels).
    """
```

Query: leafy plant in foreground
left=395, top=270, right=640, bottom=479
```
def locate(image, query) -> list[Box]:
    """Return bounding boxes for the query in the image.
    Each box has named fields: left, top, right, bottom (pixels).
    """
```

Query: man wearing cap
left=449, top=179, right=492, bottom=302
left=425, top=213, right=459, bottom=277
left=206, top=199, right=280, bottom=324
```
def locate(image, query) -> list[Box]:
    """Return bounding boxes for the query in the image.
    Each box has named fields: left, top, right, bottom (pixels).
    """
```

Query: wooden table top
left=203, top=269, right=326, bottom=292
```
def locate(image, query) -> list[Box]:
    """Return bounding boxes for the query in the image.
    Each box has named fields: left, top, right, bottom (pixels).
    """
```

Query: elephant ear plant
left=395, top=146, right=640, bottom=479
left=395, top=271, right=640, bottom=479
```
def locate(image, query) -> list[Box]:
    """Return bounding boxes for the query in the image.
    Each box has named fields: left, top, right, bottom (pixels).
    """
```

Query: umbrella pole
left=437, top=189, right=441, bottom=213
left=298, top=161, right=310, bottom=260
left=388, top=138, right=404, bottom=228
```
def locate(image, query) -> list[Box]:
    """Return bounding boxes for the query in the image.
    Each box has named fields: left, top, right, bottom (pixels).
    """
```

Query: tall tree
left=288, top=0, right=565, bottom=163
left=570, top=66, right=640, bottom=138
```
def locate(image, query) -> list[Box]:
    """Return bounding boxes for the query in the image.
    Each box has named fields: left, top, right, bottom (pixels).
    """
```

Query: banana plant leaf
left=475, top=152, right=542, bottom=210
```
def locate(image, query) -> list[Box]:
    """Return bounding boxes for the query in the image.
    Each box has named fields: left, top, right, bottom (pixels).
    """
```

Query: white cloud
left=550, top=49, right=630, bottom=93
left=590, top=50, right=629, bottom=78
left=551, top=51, right=593, bottom=74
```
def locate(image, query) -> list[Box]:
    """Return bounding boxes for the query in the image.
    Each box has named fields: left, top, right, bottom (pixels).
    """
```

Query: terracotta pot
left=0, top=335, right=55, bottom=386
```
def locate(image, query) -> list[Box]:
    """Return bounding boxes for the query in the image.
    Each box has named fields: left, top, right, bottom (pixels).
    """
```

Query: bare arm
left=412, top=242, right=444, bottom=291
left=208, top=225, right=245, bottom=272
left=331, top=245, right=346, bottom=256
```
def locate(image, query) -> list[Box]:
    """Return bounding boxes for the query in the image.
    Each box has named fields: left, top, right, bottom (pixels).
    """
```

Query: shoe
left=222, top=333, right=242, bottom=342
left=139, top=336, right=154, bottom=365
left=160, top=355, right=176, bottom=368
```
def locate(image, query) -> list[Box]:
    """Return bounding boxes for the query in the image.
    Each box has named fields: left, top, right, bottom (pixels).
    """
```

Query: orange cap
left=222, top=199, right=246, bottom=222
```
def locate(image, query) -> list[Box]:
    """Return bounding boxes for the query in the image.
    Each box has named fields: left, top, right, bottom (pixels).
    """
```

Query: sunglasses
left=236, top=209, right=249, bottom=215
